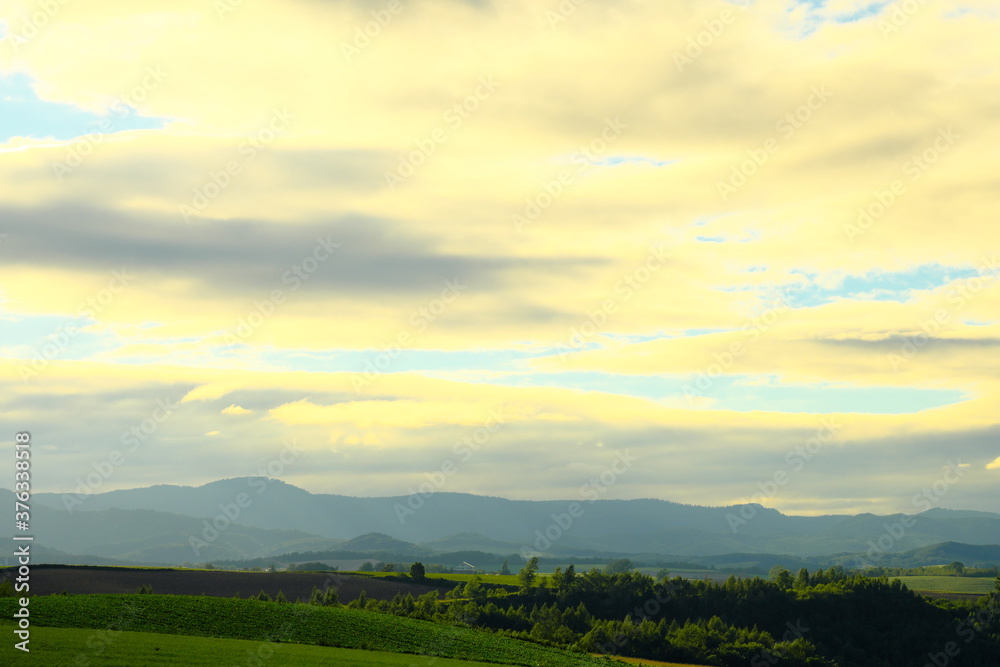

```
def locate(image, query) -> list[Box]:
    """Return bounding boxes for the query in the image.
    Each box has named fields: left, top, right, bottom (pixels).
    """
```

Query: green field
left=0, top=594, right=606, bottom=666
left=893, top=576, right=997, bottom=595
left=352, top=572, right=526, bottom=586
left=0, top=625, right=558, bottom=666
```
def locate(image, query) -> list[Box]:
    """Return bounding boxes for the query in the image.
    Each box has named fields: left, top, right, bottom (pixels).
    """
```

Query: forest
left=330, top=563, right=1000, bottom=667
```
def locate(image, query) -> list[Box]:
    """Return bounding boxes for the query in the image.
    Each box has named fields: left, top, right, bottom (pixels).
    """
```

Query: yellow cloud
left=221, top=404, right=252, bottom=415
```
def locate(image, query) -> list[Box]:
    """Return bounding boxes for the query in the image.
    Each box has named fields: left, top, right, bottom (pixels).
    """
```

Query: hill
left=16, top=480, right=1000, bottom=563
left=0, top=594, right=606, bottom=667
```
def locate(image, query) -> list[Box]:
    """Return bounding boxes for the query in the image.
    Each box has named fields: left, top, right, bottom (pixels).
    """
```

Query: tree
left=604, top=558, right=634, bottom=575
left=359, top=561, right=374, bottom=572
left=949, top=561, right=965, bottom=575
left=518, top=556, right=540, bottom=590
left=311, top=585, right=339, bottom=606
left=410, top=562, right=426, bottom=581
left=551, top=564, right=577, bottom=594
left=500, top=559, right=511, bottom=575
left=769, top=565, right=794, bottom=589
left=381, top=562, right=395, bottom=572
left=794, top=568, right=810, bottom=589
left=463, top=575, right=486, bottom=602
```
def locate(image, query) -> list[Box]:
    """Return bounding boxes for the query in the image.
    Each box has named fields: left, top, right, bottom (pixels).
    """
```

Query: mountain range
left=5, top=478, right=999, bottom=567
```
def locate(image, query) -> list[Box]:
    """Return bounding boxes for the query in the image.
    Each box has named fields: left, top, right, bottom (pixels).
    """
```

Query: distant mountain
left=340, top=533, right=432, bottom=557
left=851, top=541, right=1000, bottom=569
left=695, top=542, right=1000, bottom=572
left=21, top=480, right=1000, bottom=562
left=0, top=544, right=136, bottom=568
left=30, top=479, right=851, bottom=549
left=0, top=488, right=337, bottom=563
left=419, top=532, right=525, bottom=554
left=918, top=508, right=1000, bottom=520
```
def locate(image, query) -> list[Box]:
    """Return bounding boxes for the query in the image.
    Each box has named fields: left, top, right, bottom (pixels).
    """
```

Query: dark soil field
left=0, top=565, right=451, bottom=602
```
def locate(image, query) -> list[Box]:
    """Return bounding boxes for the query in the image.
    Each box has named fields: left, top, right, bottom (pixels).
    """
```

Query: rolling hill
left=15, top=479, right=1000, bottom=564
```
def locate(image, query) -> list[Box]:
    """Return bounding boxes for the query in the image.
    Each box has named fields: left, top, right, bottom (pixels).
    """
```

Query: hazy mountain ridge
left=16, top=480, right=1000, bottom=565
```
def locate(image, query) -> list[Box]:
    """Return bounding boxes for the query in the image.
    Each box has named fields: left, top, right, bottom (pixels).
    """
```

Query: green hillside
left=0, top=625, right=563, bottom=666
left=0, top=594, right=606, bottom=666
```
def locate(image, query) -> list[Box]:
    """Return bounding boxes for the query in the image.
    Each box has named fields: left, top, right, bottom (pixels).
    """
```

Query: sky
left=1, top=0, right=998, bottom=517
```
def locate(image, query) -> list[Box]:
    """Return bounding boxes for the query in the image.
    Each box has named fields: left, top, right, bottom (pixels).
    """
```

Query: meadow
left=893, top=575, right=998, bottom=595
left=0, top=625, right=557, bottom=667
left=0, top=594, right=608, bottom=666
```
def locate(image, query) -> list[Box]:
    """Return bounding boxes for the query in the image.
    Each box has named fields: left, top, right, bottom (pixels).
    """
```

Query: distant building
left=454, top=561, right=475, bottom=573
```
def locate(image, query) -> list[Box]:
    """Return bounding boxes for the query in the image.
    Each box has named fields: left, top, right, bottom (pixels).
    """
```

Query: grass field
left=0, top=594, right=606, bottom=666
left=0, top=625, right=563, bottom=666
left=893, top=576, right=997, bottom=595
left=605, top=657, right=708, bottom=667
left=352, top=572, right=526, bottom=586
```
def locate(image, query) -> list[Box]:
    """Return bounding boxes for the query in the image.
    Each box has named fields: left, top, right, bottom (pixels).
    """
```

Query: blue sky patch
left=594, top=156, right=675, bottom=167
left=784, top=264, right=979, bottom=307
left=0, top=72, right=168, bottom=143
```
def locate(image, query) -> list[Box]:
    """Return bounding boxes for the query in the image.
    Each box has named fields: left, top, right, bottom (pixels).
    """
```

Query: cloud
left=0, top=0, right=998, bottom=514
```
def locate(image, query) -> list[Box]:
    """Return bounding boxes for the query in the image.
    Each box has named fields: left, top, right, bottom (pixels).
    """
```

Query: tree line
left=339, top=564, right=1000, bottom=666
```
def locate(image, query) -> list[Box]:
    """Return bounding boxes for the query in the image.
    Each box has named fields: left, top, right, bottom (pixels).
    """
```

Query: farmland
left=354, top=571, right=524, bottom=586
left=0, top=594, right=608, bottom=666
left=6, top=564, right=446, bottom=601
left=0, top=625, right=575, bottom=667
left=893, top=575, right=997, bottom=595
